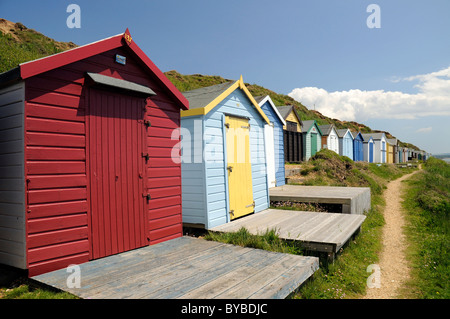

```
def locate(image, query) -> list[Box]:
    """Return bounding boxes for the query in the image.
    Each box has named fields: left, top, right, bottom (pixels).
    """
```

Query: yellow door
left=225, top=116, right=254, bottom=220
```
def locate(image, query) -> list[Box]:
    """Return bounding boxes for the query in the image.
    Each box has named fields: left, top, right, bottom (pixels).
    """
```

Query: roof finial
left=123, top=28, right=132, bottom=45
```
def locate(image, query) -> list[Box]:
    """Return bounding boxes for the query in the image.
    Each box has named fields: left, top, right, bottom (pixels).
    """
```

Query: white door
left=264, top=124, right=276, bottom=188
left=329, top=135, right=337, bottom=153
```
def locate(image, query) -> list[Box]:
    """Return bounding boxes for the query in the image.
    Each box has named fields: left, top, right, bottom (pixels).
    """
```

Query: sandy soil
left=363, top=168, right=421, bottom=299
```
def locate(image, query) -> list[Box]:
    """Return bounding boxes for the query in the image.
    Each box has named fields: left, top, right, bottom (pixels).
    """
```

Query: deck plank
left=211, top=209, right=366, bottom=253
left=269, top=185, right=371, bottom=214
left=32, top=236, right=319, bottom=299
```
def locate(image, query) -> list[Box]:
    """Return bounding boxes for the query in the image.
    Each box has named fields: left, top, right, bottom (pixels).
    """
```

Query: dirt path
left=363, top=168, right=421, bottom=299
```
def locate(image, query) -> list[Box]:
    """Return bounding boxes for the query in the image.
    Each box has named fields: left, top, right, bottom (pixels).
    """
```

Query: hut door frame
left=225, top=115, right=254, bottom=220
left=87, top=88, right=148, bottom=260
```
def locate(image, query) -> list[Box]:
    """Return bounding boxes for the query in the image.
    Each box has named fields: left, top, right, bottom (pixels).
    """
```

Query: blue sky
left=1, top=0, right=449, bottom=154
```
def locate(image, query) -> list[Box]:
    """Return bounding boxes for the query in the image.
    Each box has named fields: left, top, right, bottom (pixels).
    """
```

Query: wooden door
left=225, top=116, right=254, bottom=220
left=369, top=142, right=373, bottom=163
left=88, top=89, right=147, bottom=259
left=311, top=133, right=317, bottom=157
left=264, top=124, right=276, bottom=188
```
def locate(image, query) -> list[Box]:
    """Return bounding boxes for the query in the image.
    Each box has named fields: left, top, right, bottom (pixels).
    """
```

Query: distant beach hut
left=361, top=134, right=375, bottom=163
left=351, top=131, right=365, bottom=162
left=277, top=105, right=303, bottom=163
left=318, top=124, right=339, bottom=154
left=301, top=120, right=323, bottom=161
left=255, top=95, right=286, bottom=188
left=337, top=128, right=354, bottom=160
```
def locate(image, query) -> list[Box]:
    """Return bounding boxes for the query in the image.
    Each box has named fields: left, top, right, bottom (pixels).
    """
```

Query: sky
left=1, top=0, right=449, bottom=154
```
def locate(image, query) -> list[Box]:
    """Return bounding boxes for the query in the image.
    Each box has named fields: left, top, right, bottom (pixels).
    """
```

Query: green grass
left=0, top=23, right=76, bottom=73
left=205, top=227, right=302, bottom=255
left=401, top=157, right=449, bottom=299
left=0, top=283, right=78, bottom=299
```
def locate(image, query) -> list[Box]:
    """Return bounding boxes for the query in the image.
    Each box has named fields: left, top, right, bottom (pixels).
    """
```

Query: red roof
left=19, top=28, right=188, bottom=110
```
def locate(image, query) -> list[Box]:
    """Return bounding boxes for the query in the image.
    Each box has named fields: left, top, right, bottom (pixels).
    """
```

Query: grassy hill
left=0, top=19, right=77, bottom=73
left=0, top=18, right=421, bottom=150
left=164, top=70, right=373, bottom=134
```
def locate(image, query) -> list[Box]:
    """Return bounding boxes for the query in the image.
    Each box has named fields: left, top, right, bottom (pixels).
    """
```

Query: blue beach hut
left=337, top=128, right=354, bottom=160
left=351, top=131, right=365, bottom=161
left=361, top=134, right=374, bottom=163
left=180, top=76, right=271, bottom=229
left=255, top=95, right=286, bottom=188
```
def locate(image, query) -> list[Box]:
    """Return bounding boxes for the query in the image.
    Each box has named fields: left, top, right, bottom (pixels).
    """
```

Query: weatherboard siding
left=24, top=66, right=89, bottom=275
left=0, top=82, right=26, bottom=269
left=181, top=116, right=207, bottom=227
left=373, top=135, right=387, bottom=163
left=363, top=138, right=374, bottom=163
left=259, top=100, right=285, bottom=187
left=353, top=134, right=364, bottom=161
left=339, top=132, right=354, bottom=160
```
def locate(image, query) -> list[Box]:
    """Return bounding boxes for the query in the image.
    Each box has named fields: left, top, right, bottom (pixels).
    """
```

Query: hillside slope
left=164, top=70, right=373, bottom=133
left=0, top=18, right=77, bottom=72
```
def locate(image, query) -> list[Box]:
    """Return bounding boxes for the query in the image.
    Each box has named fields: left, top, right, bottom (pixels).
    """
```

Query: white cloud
left=416, top=127, right=432, bottom=133
left=288, top=66, right=450, bottom=122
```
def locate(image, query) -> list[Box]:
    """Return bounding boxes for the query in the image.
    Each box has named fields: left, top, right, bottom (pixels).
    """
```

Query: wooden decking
left=211, top=209, right=366, bottom=255
left=32, top=236, right=319, bottom=299
left=269, top=185, right=371, bottom=214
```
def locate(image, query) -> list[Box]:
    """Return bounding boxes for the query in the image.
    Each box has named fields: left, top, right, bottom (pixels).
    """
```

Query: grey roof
left=301, top=120, right=315, bottom=132
left=351, top=131, right=365, bottom=141
left=361, top=133, right=374, bottom=141
left=276, top=105, right=303, bottom=126
left=253, top=95, right=266, bottom=104
left=182, top=81, right=235, bottom=109
left=387, top=138, right=398, bottom=145
left=336, top=129, right=352, bottom=138
left=318, top=124, right=335, bottom=136
left=276, top=105, right=294, bottom=120
left=368, top=132, right=386, bottom=140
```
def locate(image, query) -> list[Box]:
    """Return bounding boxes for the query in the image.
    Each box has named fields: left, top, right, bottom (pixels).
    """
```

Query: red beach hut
left=0, top=29, right=188, bottom=276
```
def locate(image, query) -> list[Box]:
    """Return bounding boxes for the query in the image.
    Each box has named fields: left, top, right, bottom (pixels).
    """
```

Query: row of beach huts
left=0, top=30, right=429, bottom=277
left=277, top=104, right=430, bottom=164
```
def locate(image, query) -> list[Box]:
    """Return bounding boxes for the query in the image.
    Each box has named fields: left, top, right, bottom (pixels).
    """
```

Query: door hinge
left=245, top=201, right=255, bottom=208
left=143, top=193, right=151, bottom=201
left=142, top=153, right=150, bottom=161
left=224, top=123, right=230, bottom=128
left=229, top=210, right=234, bottom=217
left=227, top=165, right=233, bottom=172
left=144, top=120, right=151, bottom=128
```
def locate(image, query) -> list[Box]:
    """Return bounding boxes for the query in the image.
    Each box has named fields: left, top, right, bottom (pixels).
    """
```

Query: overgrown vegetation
left=401, top=157, right=449, bottom=298
left=0, top=271, right=78, bottom=299
left=205, top=227, right=302, bottom=255
left=0, top=19, right=76, bottom=73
